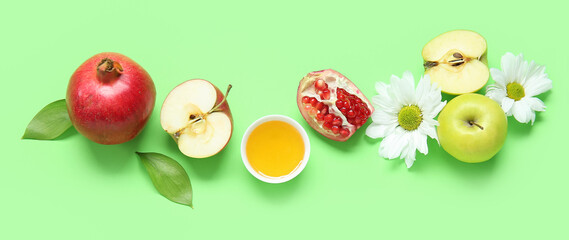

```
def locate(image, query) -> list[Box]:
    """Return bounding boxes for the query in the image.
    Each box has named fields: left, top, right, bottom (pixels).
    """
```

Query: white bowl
left=241, top=115, right=310, bottom=184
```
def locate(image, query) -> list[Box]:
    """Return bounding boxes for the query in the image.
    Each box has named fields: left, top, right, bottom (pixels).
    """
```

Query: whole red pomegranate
left=297, top=69, right=374, bottom=141
left=67, top=52, right=156, bottom=145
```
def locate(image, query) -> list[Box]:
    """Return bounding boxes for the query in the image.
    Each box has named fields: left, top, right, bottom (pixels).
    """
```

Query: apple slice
left=160, top=79, right=233, bottom=158
left=422, top=30, right=489, bottom=95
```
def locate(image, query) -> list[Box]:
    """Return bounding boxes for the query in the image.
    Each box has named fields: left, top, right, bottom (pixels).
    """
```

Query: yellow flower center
left=398, top=105, right=422, bottom=131
left=506, top=82, right=525, bottom=101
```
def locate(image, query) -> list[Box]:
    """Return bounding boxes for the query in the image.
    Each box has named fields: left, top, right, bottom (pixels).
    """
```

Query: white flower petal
left=524, top=74, right=552, bottom=97
left=371, top=109, right=398, bottom=124
left=415, top=75, right=429, bottom=105
left=402, top=71, right=414, bottom=82
left=511, top=101, right=534, bottom=124
left=371, top=90, right=400, bottom=114
left=405, top=156, right=415, bottom=168
left=501, top=52, right=518, bottom=81
left=415, top=130, right=428, bottom=155
left=403, top=142, right=417, bottom=168
left=389, top=74, right=401, bottom=84
left=387, top=74, right=404, bottom=106
left=379, top=129, right=406, bottom=160
left=365, top=123, right=384, bottom=139
left=490, top=68, right=507, bottom=87
left=393, top=71, right=416, bottom=106
left=366, top=122, right=396, bottom=139
left=524, top=61, right=545, bottom=85
left=432, top=101, right=446, bottom=117
left=375, top=81, right=389, bottom=96
left=516, top=55, right=529, bottom=85
left=372, top=95, right=398, bottom=114
left=524, top=97, right=546, bottom=112
left=419, top=121, right=438, bottom=142
left=501, top=97, right=515, bottom=113
left=421, top=100, right=446, bottom=120
left=486, top=87, right=507, bottom=103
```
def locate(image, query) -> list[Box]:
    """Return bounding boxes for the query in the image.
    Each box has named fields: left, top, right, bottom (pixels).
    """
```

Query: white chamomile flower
left=365, top=71, right=446, bottom=168
left=486, top=52, right=552, bottom=124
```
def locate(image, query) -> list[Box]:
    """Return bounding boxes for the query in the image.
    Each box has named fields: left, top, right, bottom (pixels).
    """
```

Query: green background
left=2, top=0, right=568, bottom=239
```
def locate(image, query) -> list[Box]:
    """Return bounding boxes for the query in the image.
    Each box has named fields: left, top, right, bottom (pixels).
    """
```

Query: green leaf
left=136, top=152, right=193, bottom=208
left=22, top=99, right=73, bottom=140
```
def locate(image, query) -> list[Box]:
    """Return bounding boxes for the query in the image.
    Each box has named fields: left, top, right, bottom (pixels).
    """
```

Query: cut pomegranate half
left=296, top=69, right=374, bottom=141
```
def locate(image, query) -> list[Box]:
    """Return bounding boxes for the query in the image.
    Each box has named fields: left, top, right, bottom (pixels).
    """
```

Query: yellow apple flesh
left=437, top=94, right=507, bottom=163
left=422, top=30, right=489, bottom=95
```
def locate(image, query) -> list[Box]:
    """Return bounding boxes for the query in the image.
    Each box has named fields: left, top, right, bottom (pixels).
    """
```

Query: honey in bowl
left=241, top=115, right=310, bottom=183
left=246, top=120, right=305, bottom=178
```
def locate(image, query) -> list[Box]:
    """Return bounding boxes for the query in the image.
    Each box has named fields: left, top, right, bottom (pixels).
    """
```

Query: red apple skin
left=66, top=52, right=156, bottom=145
left=209, top=81, right=233, bottom=153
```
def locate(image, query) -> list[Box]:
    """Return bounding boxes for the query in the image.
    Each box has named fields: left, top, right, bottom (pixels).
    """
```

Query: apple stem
left=97, top=58, right=123, bottom=83
left=208, top=84, right=232, bottom=114
left=468, top=120, right=484, bottom=130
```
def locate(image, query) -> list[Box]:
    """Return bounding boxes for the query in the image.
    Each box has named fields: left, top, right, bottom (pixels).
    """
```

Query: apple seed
left=424, top=61, right=438, bottom=68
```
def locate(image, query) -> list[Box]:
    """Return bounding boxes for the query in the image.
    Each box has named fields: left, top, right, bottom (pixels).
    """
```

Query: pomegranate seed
left=336, top=100, right=344, bottom=108
left=323, top=89, right=330, bottom=94
left=324, top=114, right=334, bottom=123
left=316, top=113, right=324, bottom=121
left=309, top=108, right=318, bottom=115
left=356, top=98, right=362, bottom=103
left=355, top=117, right=362, bottom=125
left=338, top=94, right=346, bottom=100
left=323, top=122, right=333, bottom=130
left=331, top=126, right=340, bottom=134
left=320, top=105, right=328, bottom=115
left=315, top=79, right=327, bottom=90
left=340, top=107, right=348, bottom=114
left=332, top=118, right=342, bottom=126
left=302, top=96, right=310, bottom=104
left=310, top=98, right=318, bottom=106
left=321, top=91, right=331, bottom=100
left=315, top=102, right=324, bottom=110
left=340, top=128, right=350, bottom=137
left=347, top=109, right=355, bottom=118
left=304, top=104, right=311, bottom=110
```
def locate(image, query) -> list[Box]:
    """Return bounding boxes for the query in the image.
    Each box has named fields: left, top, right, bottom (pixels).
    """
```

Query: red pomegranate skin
left=297, top=69, right=374, bottom=141
left=66, top=52, right=156, bottom=145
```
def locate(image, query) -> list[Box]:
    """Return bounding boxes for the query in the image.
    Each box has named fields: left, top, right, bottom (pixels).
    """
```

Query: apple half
left=160, top=79, right=233, bottom=158
left=422, top=30, right=489, bottom=95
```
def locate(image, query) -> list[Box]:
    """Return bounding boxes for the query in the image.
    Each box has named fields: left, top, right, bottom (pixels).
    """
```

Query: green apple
left=437, top=94, right=507, bottom=163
